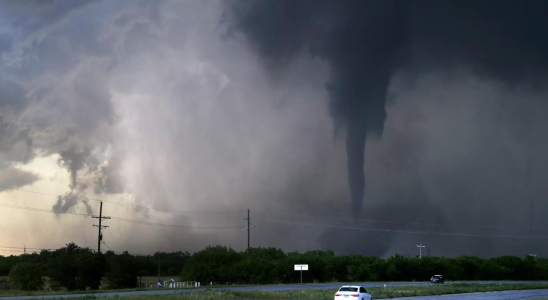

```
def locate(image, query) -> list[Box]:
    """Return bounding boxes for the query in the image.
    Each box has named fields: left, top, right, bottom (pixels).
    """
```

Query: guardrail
left=140, top=281, right=201, bottom=288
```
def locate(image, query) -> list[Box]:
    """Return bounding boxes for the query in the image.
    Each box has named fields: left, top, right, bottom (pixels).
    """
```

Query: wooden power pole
left=247, top=209, right=250, bottom=259
left=92, top=202, right=110, bottom=253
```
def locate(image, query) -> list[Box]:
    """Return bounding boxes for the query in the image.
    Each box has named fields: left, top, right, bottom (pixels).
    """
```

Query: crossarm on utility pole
left=92, top=202, right=111, bottom=253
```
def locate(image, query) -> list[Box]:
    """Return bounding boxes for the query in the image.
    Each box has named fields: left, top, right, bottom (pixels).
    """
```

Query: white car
left=334, top=286, right=372, bottom=300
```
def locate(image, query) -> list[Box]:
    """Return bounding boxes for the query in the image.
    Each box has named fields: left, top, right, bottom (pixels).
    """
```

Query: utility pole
left=247, top=209, right=250, bottom=260
left=158, top=258, right=161, bottom=282
left=416, top=244, right=425, bottom=259
left=92, top=202, right=111, bottom=253
left=24, top=245, right=26, bottom=254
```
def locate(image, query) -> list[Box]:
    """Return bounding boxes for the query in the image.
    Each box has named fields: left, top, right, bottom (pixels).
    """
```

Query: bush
left=48, top=280, right=63, bottom=291
left=0, top=278, right=14, bottom=290
left=9, top=263, right=44, bottom=291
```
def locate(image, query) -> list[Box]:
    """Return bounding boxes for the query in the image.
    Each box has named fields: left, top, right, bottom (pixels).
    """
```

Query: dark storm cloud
left=0, top=77, right=27, bottom=112
left=225, top=0, right=548, bottom=217
left=3, top=0, right=548, bottom=258
left=0, top=118, right=34, bottom=164
left=0, top=165, right=40, bottom=189
left=0, top=0, right=123, bottom=209
left=0, top=0, right=95, bottom=37
left=0, top=34, right=12, bottom=54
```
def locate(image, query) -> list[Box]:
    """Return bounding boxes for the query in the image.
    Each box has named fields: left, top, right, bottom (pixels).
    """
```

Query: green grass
left=5, top=283, right=548, bottom=300
left=0, top=286, right=222, bottom=298
left=0, top=277, right=214, bottom=297
left=0, top=284, right=242, bottom=298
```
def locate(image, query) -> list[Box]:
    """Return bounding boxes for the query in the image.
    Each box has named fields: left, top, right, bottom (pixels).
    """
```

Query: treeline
left=1, top=244, right=547, bottom=291
left=0, top=243, right=189, bottom=291
left=180, top=246, right=548, bottom=284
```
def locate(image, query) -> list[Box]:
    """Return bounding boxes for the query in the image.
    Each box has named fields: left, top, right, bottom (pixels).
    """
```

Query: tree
left=9, top=263, right=44, bottom=291
left=180, top=246, right=241, bottom=283
left=48, top=243, right=81, bottom=290
left=75, top=251, right=106, bottom=290
left=105, top=252, right=138, bottom=289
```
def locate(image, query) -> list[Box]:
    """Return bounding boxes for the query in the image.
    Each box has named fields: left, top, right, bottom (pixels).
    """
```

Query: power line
left=102, top=243, right=116, bottom=252
left=103, top=240, right=190, bottom=252
left=6, top=199, right=548, bottom=239
left=3, top=183, right=544, bottom=231
left=0, top=202, right=91, bottom=216
left=0, top=246, right=47, bottom=250
left=256, top=211, right=548, bottom=231
left=0, top=185, right=245, bottom=214
left=102, top=243, right=150, bottom=256
left=0, top=244, right=96, bottom=252
left=0, top=245, right=144, bottom=256
left=256, top=219, right=548, bottom=240
left=0, top=245, right=59, bottom=254
left=230, top=226, right=247, bottom=248
left=110, top=217, right=242, bottom=229
left=105, top=203, right=246, bottom=214
left=0, top=202, right=242, bottom=230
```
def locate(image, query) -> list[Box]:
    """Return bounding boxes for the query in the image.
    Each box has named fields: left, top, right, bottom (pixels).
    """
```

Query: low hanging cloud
left=0, top=165, right=40, bottom=189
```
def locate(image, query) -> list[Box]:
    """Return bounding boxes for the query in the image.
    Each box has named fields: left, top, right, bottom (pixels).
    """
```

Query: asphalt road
left=388, top=289, right=548, bottom=299
left=1, top=281, right=547, bottom=300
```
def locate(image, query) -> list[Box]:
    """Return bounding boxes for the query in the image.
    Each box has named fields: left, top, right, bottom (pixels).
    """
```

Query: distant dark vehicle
left=430, top=275, right=444, bottom=284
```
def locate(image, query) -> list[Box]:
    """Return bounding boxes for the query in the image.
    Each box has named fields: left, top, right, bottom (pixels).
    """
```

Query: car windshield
left=339, top=287, right=358, bottom=292
left=433, top=276, right=442, bottom=278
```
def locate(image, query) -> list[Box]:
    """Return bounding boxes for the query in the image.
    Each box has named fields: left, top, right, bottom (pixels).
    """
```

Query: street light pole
left=416, top=244, right=426, bottom=259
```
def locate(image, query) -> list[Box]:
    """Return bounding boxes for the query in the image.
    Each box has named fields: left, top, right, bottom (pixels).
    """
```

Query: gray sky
left=1, top=0, right=548, bottom=258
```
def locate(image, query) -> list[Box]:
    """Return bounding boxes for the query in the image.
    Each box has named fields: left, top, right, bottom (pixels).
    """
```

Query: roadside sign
left=294, top=264, right=308, bottom=283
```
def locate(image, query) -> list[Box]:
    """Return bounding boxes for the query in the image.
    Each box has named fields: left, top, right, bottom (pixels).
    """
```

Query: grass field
left=2, top=283, right=547, bottom=300
left=0, top=277, right=208, bottom=298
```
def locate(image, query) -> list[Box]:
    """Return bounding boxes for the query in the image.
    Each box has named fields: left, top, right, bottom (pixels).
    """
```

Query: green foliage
left=3, top=243, right=548, bottom=292
left=105, top=251, right=138, bottom=289
left=180, top=246, right=242, bottom=284
left=9, top=263, right=44, bottom=291
left=179, top=247, right=548, bottom=284
left=47, top=243, right=106, bottom=291
left=76, top=250, right=107, bottom=290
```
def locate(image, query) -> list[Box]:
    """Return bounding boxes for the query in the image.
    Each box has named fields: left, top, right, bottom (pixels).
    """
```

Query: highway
left=387, top=289, right=548, bottom=299
left=1, top=282, right=547, bottom=300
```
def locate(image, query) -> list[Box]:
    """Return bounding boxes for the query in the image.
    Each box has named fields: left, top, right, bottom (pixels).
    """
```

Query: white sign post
left=294, top=264, right=308, bottom=284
